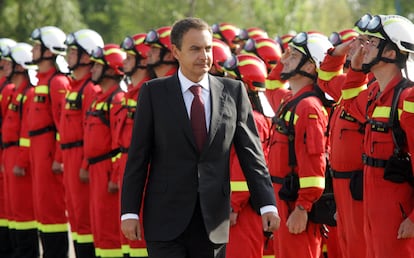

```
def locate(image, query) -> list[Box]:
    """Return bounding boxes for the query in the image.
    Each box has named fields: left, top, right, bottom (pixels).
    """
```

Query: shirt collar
left=178, top=68, right=209, bottom=93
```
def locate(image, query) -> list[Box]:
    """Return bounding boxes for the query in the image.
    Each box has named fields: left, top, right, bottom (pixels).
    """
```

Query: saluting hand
left=121, top=218, right=142, bottom=241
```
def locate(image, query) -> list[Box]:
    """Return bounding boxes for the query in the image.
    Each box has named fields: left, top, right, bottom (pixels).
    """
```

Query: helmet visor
left=290, top=32, right=313, bottom=61
left=328, top=32, right=342, bottom=46
left=90, top=46, right=105, bottom=65
left=223, top=54, right=242, bottom=79
left=354, top=13, right=372, bottom=33
left=145, top=30, right=163, bottom=48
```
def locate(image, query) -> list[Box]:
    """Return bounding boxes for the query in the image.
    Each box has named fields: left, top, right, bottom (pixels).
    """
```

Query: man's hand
left=230, top=211, right=238, bottom=226
left=350, top=42, right=365, bottom=71
left=121, top=218, right=141, bottom=241
left=108, top=181, right=119, bottom=193
left=331, top=40, right=353, bottom=57
left=262, top=211, right=280, bottom=233
left=286, top=206, right=308, bottom=234
left=13, top=166, right=26, bottom=177
left=79, top=168, right=89, bottom=183
left=52, top=161, right=63, bottom=174
left=398, top=217, right=414, bottom=239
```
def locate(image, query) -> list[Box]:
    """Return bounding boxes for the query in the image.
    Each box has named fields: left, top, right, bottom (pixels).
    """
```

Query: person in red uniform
left=1, top=42, right=39, bottom=258
left=0, top=38, right=16, bottom=258
left=83, top=44, right=125, bottom=258
left=317, top=19, right=370, bottom=258
left=61, top=29, right=104, bottom=258
left=341, top=14, right=414, bottom=258
left=117, top=33, right=151, bottom=258
left=28, top=26, right=71, bottom=258
left=267, top=32, right=332, bottom=258
left=144, top=26, right=178, bottom=79
left=223, top=53, right=275, bottom=258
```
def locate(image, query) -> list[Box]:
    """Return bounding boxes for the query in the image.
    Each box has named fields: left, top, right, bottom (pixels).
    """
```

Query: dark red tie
left=189, top=85, right=207, bottom=152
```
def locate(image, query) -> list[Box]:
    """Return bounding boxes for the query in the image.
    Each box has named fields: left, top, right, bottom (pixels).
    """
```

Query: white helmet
left=0, top=38, right=17, bottom=57
left=289, top=32, right=333, bottom=69
left=65, top=29, right=104, bottom=56
left=364, top=14, right=414, bottom=54
left=281, top=32, right=332, bottom=80
left=30, top=26, right=67, bottom=55
left=3, top=42, right=37, bottom=70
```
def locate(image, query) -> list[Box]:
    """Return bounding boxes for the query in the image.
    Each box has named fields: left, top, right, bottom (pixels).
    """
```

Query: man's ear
left=303, top=60, right=316, bottom=74
left=171, top=44, right=179, bottom=60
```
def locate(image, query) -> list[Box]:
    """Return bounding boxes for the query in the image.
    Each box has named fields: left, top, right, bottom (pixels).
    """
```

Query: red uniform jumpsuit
left=226, top=111, right=271, bottom=258
left=83, top=84, right=124, bottom=257
left=27, top=67, right=70, bottom=256
left=114, top=78, right=150, bottom=257
left=342, top=70, right=414, bottom=258
left=2, top=80, right=38, bottom=256
left=0, top=76, right=16, bottom=256
left=60, top=73, right=99, bottom=255
left=317, top=52, right=368, bottom=258
left=268, top=85, right=327, bottom=258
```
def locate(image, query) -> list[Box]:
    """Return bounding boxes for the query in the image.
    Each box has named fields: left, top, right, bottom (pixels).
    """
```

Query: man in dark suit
left=121, top=17, right=280, bottom=258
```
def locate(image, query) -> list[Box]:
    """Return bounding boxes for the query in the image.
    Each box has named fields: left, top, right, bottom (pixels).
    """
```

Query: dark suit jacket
left=121, top=73, right=276, bottom=244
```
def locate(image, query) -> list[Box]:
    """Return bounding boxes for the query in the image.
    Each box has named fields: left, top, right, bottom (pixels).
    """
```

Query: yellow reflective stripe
left=403, top=100, right=414, bottom=114
left=67, top=92, right=78, bottom=100
left=230, top=181, right=249, bottom=192
left=239, top=59, right=267, bottom=77
left=284, top=111, right=299, bottom=125
left=299, top=176, right=325, bottom=189
left=96, top=247, right=123, bottom=258
left=112, top=152, right=121, bottom=162
left=10, top=220, right=37, bottom=230
left=0, top=219, right=9, bottom=227
left=317, top=68, right=342, bottom=81
left=34, top=85, right=49, bottom=94
left=96, top=102, right=111, bottom=111
left=265, top=79, right=285, bottom=90
left=56, top=133, right=60, bottom=141
left=71, top=232, right=78, bottom=241
left=37, top=222, right=68, bottom=233
left=371, top=106, right=391, bottom=119
left=77, top=233, right=94, bottom=243
left=341, top=85, right=366, bottom=100
left=129, top=248, right=148, bottom=257
left=322, top=243, right=328, bottom=252
left=19, top=137, right=30, bottom=147
left=308, top=114, right=318, bottom=119
left=127, top=99, right=137, bottom=106
left=263, top=256, right=275, bottom=258
left=122, top=244, right=130, bottom=254
left=104, top=48, right=124, bottom=56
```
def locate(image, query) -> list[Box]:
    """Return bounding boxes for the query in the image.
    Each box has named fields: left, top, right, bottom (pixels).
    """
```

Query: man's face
left=32, top=43, right=42, bottom=61
left=281, top=47, right=304, bottom=74
left=147, top=46, right=161, bottom=65
left=66, top=47, right=79, bottom=68
left=91, top=62, right=104, bottom=82
left=172, top=28, right=212, bottom=82
left=362, top=36, right=381, bottom=64
left=2, top=59, right=13, bottom=78
left=123, top=53, right=137, bottom=74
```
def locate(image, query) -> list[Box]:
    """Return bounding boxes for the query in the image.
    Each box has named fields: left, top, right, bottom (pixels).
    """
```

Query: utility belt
left=363, top=153, right=414, bottom=186
left=2, top=141, right=19, bottom=149
left=331, top=169, right=363, bottom=201
left=28, top=125, right=56, bottom=137
left=119, top=147, right=129, bottom=153
left=362, top=154, right=387, bottom=168
left=61, top=140, right=84, bottom=150
left=88, top=148, right=120, bottom=165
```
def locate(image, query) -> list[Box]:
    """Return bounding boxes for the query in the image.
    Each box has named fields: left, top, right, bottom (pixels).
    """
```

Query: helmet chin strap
left=280, top=55, right=316, bottom=81
left=124, top=56, right=147, bottom=77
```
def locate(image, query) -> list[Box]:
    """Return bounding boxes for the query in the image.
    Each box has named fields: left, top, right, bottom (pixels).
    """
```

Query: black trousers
left=146, top=200, right=226, bottom=258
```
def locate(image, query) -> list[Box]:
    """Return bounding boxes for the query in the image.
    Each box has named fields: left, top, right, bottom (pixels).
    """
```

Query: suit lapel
left=207, top=75, right=226, bottom=148
left=165, top=74, right=197, bottom=150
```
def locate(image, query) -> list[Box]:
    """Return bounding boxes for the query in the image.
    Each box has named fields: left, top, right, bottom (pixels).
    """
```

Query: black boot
left=75, top=242, right=96, bottom=258
left=39, top=231, right=69, bottom=258
left=13, top=229, right=39, bottom=258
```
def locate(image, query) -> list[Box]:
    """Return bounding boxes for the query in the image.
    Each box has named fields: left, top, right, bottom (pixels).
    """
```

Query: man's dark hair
left=171, top=17, right=212, bottom=50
